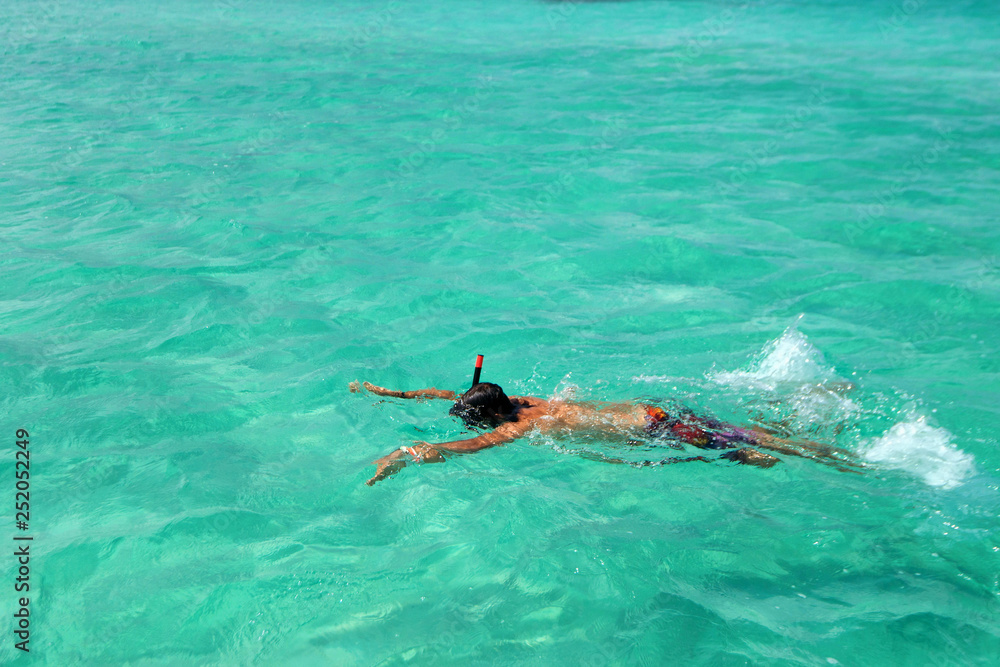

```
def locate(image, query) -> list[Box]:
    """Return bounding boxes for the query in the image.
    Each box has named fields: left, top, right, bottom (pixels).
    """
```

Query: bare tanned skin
left=351, top=381, right=862, bottom=485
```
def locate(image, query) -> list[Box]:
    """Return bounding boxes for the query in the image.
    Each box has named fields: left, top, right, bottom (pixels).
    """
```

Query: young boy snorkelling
left=351, top=380, right=862, bottom=486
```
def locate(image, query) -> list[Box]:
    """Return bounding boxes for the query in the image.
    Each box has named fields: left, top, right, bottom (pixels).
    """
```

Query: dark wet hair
left=449, top=382, right=515, bottom=428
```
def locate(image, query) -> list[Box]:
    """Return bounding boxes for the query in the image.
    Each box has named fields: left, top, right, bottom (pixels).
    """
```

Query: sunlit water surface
left=2, top=0, right=999, bottom=664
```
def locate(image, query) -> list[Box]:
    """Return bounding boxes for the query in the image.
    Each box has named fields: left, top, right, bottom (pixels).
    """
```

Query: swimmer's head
left=449, top=382, right=514, bottom=428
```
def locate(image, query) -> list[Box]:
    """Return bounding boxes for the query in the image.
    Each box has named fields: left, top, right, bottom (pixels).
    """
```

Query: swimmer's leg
left=751, top=430, right=849, bottom=457
left=751, top=432, right=866, bottom=473
left=746, top=412, right=795, bottom=438
left=746, top=382, right=856, bottom=435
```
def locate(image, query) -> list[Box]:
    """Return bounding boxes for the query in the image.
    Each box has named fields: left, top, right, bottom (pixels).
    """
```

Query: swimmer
left=351, top=381, right=862, bottom=485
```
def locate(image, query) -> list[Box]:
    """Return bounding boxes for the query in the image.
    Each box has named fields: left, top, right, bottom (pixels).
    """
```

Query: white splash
left=709, top=326, right=975, bottom=488
left=710, top=327, right=859, bottom=426
left=864, top=416, right=974, bottom=489
left=552, top=374, right=579, bottom=401
left=712, top=327, right=836, bottom=390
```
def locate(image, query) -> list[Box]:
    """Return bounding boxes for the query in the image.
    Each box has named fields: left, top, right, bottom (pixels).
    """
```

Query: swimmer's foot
left=720, top=447, right=780, bottom=468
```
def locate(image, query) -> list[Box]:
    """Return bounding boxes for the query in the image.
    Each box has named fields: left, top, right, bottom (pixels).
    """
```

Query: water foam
left=712, top=327, right=836, bottom=390
left=710, top=327, right=859, bottom=427
left=863, top=416, right=974, bottom=489
left=552, top=374, right=580, bottom=401
left=715, top=328, right=975, bottom=487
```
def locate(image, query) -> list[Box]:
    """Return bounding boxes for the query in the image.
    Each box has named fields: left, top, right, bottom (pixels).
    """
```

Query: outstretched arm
left=366, top=421, right=533, bottom=485
left=351, top=381, right=457, bottom=400
left=426, top=420, right=532, bottom=453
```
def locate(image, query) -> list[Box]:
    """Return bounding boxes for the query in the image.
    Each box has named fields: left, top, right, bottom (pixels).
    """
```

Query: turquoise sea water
left=3, top=0, right=999, bottom=663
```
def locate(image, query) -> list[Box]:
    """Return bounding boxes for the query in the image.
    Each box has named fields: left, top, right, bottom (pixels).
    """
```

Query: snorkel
left=472, top=354, right=483, bottom=387
left=450, top=355, right=515, bottom=428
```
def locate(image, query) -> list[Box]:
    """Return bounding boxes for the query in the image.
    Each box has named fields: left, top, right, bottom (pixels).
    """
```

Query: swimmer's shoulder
left=509, top=395, right=550, bottom=415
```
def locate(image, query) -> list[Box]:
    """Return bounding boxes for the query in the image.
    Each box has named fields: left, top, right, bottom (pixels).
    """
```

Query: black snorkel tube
left=471, top=354, right=483, bottom=388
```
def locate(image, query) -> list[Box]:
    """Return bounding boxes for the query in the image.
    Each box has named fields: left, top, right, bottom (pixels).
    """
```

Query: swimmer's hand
left=349, top=380, right=395, bottom=395
left=366, top=449, right=407, bottom=485
left=366, top=442, right=445, bottom=486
